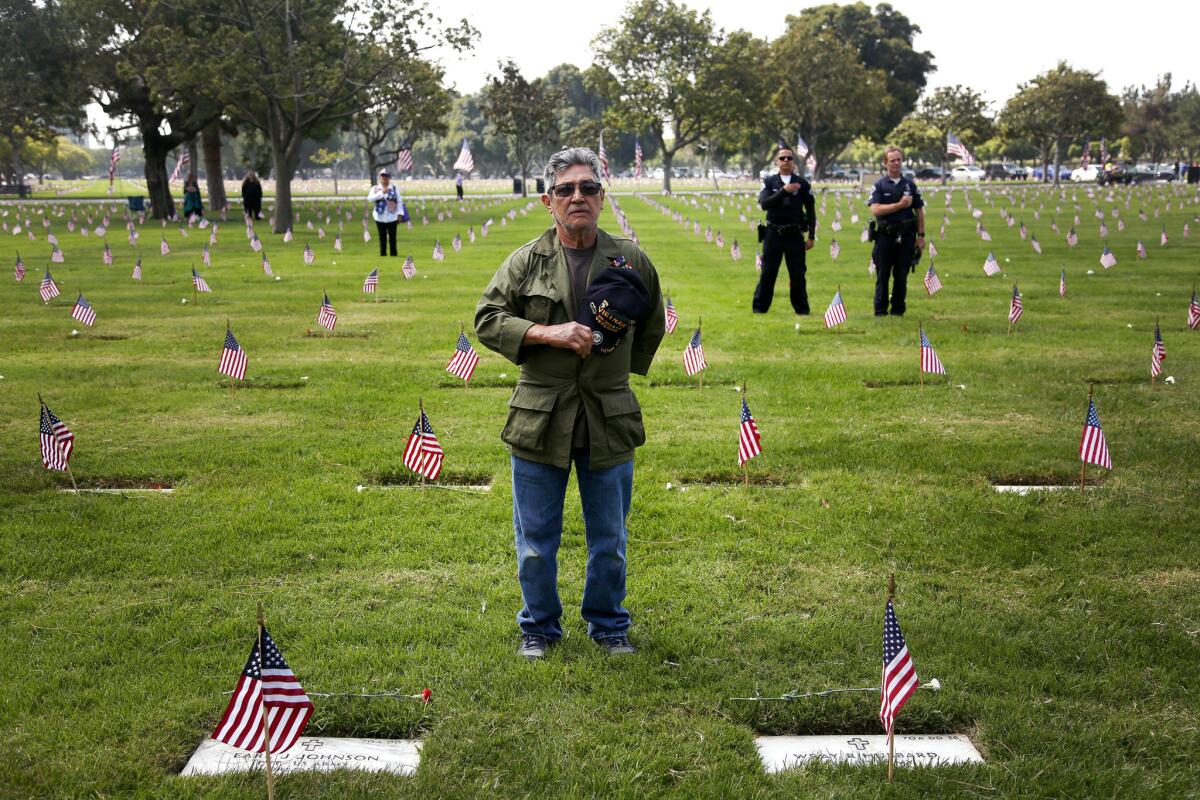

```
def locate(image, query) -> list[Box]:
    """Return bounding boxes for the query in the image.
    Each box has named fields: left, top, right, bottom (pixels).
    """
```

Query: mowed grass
left=1, top=181, right=1198, bottom=799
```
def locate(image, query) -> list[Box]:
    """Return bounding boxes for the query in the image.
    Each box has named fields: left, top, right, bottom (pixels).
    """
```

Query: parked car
left=1155, top=164, right=1178, bottom=181
left=984, top=163, right=1023, bottom=180
left=950, top=165, right=985, bottom=182
left=1070, top=165, right=1102, bottom=182
left=915, top=167, right=944, bottom=180
left=1030, top=166, right=1073, bottom=181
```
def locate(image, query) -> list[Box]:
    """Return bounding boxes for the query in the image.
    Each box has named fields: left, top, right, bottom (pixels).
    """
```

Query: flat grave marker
left=755, top=733, right=983, bottom=773
left=181, top=736, right=421, bottom=777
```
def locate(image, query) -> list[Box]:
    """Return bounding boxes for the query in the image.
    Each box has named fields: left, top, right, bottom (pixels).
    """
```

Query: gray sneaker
left=593, top=635, right=636, bottom=655
left=518, top=633, right=554, bottom=659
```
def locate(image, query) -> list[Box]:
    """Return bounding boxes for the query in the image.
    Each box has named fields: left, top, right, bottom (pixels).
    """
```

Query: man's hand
left=783, top=181, right=801, bottom=194
left=805, top=238, right=815, bottom=251
left=916, top=235, right=925, bottom=252
left=896, top=194, right=913, bottom=209
left=524, top=322, right=593, bottom=358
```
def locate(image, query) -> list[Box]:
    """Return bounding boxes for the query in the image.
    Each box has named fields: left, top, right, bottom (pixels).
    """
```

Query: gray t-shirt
left=562, top=243, right=596, bottom=449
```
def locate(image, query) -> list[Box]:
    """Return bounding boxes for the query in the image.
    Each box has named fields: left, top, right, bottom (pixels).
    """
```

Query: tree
left=785, top=3, right=935, bottom=137
left=0, top=0, right=89, bottom=184
left=594, top=0, right=759, bottom=192
left=1169, top=84, right=1200, bottom=167
left=1000, top=63, right=1121, bottom=185
left=309, top=148, right=353, bottom=195
left=354, top=57, right=450, bottom=177
left=888, top=117, right=941, bottom=166
left=482, top=61, right=560, bottom=196
left=173, top=0, right=472, bottom=232
left=910, top=85, right=993, bottom=183
left=1122, top=75, right=1174, bottom=163
left=768, top=28, right=888, bottom=177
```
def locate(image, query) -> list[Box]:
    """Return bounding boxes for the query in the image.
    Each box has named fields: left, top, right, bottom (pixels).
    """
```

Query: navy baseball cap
left=576, top=256, right=651, bottom=355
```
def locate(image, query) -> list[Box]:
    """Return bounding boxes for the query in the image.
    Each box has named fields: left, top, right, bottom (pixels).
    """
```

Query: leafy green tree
left=1169, top=84, right=1200, bottom=167
left=1122, top=75, right=1175, bottom=163
left=481, top=61, right=560, bottom=196
left=594, top=0, right=759, bottom=192
left=888, top=117, right=941, bottom=166
left=785, top=2, right=935, bottom=136
left=1000, top=63, right=1121, bottom=184
left=353, top=57, right=450, bottom=176
left=910, top=85, right=993, bottom=183
left=309, top=148, right=353, bottom=195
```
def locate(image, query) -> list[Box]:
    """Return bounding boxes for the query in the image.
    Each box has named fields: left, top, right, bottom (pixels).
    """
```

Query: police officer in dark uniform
left=868, top=146, right=925, bottom=317
left=754, top=147, right=816, bottom=314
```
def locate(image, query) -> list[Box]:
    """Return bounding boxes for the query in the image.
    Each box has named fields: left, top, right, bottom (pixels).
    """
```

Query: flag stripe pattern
left=1188, top=289, right=1200, bottom=330
left=40, top=271, right=60, bottom=302
left=737, top=397, right=762, bottom=466
left=1080, top=397, right=1112, bottom=470
left=446, top=332, right=480, bottom=381
left=212, top=627, right=314, bottom=754
left=363, top=268, right=378, bottom=293
left=683, top=328, right=707, bottom=375
left=924, top=264, right=942, bottom=296
left=452, top=137, right=474, bottom=173
left=1151, top=323, right=1165, bottom=377
left=71, top=294, right=96, bottom=326
left=1009, top=285, right=1023, bottom=324
left=946, top=132, right=975, bottom=165
left=664, top=297, right=678, bottom=333
left=823, top=290, right=846, bottom=328
left=219, top=329, right=247, bottom=380
left=920, top=328, right=945, bottom=375
left=983, top=251, right=1001, bottom=276
left=193, top=268, right=211, bottom=293
left=39, top=402, right=74, bottom=472
left=318, top=293, right=337, bottom=332
left=880, top=600, right=918, bottom=733
left=403, top=410, right=444, bottom=480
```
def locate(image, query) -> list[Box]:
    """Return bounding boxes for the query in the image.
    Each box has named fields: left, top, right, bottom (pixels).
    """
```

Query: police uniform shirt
left=759, top=173, right=816, bottom=236
left=868, top=175, right=924, bottom=224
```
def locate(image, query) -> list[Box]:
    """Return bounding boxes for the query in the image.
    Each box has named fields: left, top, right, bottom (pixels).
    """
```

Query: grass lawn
left=1, top=181, right=1198, bottom=799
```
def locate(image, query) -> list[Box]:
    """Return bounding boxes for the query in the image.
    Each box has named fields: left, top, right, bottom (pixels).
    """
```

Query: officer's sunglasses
left=777, top=155, right=795, bottom=161
left=549, top=180, right=603, bottom=198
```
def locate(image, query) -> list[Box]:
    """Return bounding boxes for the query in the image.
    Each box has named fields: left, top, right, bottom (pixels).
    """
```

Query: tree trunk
left=185, top=138, right=199, bottom=180
left=141, top=132, right=176, bottom=220
left=1052, top=139, right=1061, bottom=187
left=271, top=143, right=298, bottom=234
left=662, top=150, right=673, bottom=194
left=202, top=123, right=227, bottom=209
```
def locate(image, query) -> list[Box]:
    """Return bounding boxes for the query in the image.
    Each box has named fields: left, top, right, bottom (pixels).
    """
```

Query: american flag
left=730, top=240, right=741, bottom=260
left=202, top=243, right=211, bottom=265
left=1160, top=228, right=1169, bottom=247
left=1009, top=284, right=1023, bottom=324
left=261, top=253, right=272, bottom=277
left=1031, top=234, right=1041, bottom=254
left=39, top=270, right=60, bottom=302
left=1189, top=287, right=1200, bottom=330
left=664, top=296, right=678, bottom=333
left=51, top=244, right=64, bottom=263
left=823, top=289, right=846, bottom=328
left=219, top=328, right=247, bottom=380
left=880, top=599, right=918, bottom=734
left=452, top=137, right=474, bottom=173
left=39, top=400, right=75, bottom=472
left=402, top=255, right=416, bottom=279
left=102, top=242, right=113, bottom=265
left=108, top=145, right=121, bottom=189
left=755, top=250, right=763, bottom=273
left=1067, top=228, right=1078, bottom=248
left=1099, top=246, right=1117, bottom=269
left=211, top=627, right=314, bottom=754
left=303, top=244, right=315, bottom=265
left=737, top=396, right=762, bottom=466
left=1099, top=137, right=1108, bottom=163
left=446, top=332, right=480, bottom=382
left=403, top=409, right=444, bottom=480
left=806, top=154, right=816, bottom=174
left=919, top=327, right=945, bottom=374
left=946, top=132, right=974, bottom=165
left=363, top=268, right=379, bottom=293
left=829, top=239, right=840, bottom=260
left=333, top=234, right=342, bottom=252
left=317, top=293, right=337, bottom=332
left=133, top=257, right=142, bottom=281
left=924, top=263, right=942, bottom=296
left=634, top=135, right=643, bottom=179
left=396, top=145, right=414, bottom=173
left=1098, top=222, right=1108, bottom=238
left=251, top=233, right=263, bottom=253
left=794, top=136, right=810, bottom=158
left=1136, top=239, right=1147, bottom=259
left=1080, top=138, right=1090, bottom=168
left=160, top=237, right=170, bottom=256
left=1152, top=322, right=1166, bottom=377
left=1059, top=269, right=1066, bottom=298
left=192, top=268, right=211, bottom=293
left=683, top=328, right=707, bottom=376
left=14, top=253, right=25, bottom=282
left=169, top=149, right=189, bottom=183
left=598, top=132, right=610, bottom=183
left=983, top=251, right=1001, bottom=276
left=284, top=227, right=294, bottom=243
left=1079, top=396, right=1112, bottom=469
left=452, top=233, right=462, bottom=252
left=71, top=293, right=96, bottom=326
left=432, top=240, right=444, bottom=261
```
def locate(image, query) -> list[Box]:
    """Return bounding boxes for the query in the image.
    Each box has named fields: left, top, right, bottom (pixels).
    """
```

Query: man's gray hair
left=543, top=147, right=603, bottom=189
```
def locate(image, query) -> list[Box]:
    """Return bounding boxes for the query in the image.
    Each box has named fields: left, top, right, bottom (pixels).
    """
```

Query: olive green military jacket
left=474, top=227, right=666, bottom=470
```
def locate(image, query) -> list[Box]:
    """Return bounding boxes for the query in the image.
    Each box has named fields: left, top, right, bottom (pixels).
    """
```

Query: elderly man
left=475, top=147, right=665, bottom=659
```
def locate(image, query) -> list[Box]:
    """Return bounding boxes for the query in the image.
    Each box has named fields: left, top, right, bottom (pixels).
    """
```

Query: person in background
left=455, top=171, right=464, bottom=201
left=182, top=173, right=204, bottom=219
left=367, top=170, right=401, bottom=257
left=867, top=146, right=925, bottom=317
left=753, top=146, right=816, bottom=314
left=241, top=171, right=263, bottom=220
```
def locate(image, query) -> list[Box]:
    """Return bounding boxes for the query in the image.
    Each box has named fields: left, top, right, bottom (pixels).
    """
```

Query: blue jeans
left=511, top=450, right=634, bottom=640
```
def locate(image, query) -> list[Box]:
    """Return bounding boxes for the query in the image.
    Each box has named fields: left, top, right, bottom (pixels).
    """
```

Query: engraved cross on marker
left=300, top=740, right=326, bottom=752
left=846, top=737, right=871, bottom=751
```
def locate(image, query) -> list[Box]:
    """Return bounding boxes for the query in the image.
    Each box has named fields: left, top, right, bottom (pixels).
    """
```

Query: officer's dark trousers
left=376, top=220, right=398, bottom=256
left=872, top=231, right=916, bottom=316
left=753, top=229, right=809, bottom=314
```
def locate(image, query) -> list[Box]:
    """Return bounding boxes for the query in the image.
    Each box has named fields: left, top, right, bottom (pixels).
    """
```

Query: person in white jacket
left=367, top=170, right=402, bottom=256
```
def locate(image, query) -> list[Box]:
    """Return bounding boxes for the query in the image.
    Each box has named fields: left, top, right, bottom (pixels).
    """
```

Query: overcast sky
left=431, top=0, right=1199, bottom=107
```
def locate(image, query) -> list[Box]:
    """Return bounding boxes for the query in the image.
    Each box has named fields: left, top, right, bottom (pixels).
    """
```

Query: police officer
left=868, top=147, right=925, bottom=317
left=754, top=147, right=816, bottom=314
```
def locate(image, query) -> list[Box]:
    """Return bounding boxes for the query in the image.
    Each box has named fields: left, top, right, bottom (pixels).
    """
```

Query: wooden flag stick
left=1151, top=317, right=1158, bottom=386
left=228, top=319, right=237, bottom=397
left=1081, top=383, right=1093, bottom=494
left=741, top=381, right=749, bottom=488
left=460, top=321, right=468, bottom=391
left=918, top=324, right=925, bottom=395
left=698, top=316, right=704, bottom=391
left=418, top=396, right=426, bottom=487
left=192, top=263, right=197, bottom=304
left=256, top=602, right=277, bottom=800
left=887, top=573, right=896, bottom=783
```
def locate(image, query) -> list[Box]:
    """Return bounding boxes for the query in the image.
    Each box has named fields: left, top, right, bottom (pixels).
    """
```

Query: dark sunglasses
left=777, top=155, right=795, bottom=161
left=550, top=180, right=603, bottom=198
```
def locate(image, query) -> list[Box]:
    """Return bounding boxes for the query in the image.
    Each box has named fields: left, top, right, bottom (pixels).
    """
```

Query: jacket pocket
left=523, top=290, right=560, bottom=325
left=501, top=384, right=558, bottom=451
left=600, top=390, right=645, bottom=453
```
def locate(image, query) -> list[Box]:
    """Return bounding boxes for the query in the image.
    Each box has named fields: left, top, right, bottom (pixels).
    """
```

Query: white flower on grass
left=71, top=329, right=79, bottom=336
left=1165, top=376, right=1175, bottom=384
left=499, top=373, right=507, bottom=379
left=795, top=323, right=801, bottom=330
left=1004, top=257, right=1010, bottom=262
left=355, top=484, right=365, bottom=493
left=181, top=298, right=188, bottom=304
left=1127, top=324, right=1133, bottom=328
left=665, top=482, right=674, bottom=490
left=275, top=275, right=282, bottom=281
left=301, top=376, right=309, bottom=381
left=957, top=384, right=966, bottom=390
left=921, top=678, right=942, bottom=691
left=1087, top=269, right=1095, bottom=275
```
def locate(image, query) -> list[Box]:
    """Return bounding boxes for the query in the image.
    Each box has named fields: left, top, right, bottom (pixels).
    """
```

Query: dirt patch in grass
left=863, top=379, right=923, bottom=388
left=367, top=470, right=493, bottom=489
left=216, top=377, right=309, bottom=389
left=678, top=472, right=793, bottom=488
left=989, top=473, right=1104, bottom=487
left=80, top=333, right=129, bottom=340
left=435, top=377, right=516, bottom=389
left=60, top=477, right=176, bottom=491
left=1083, top=376, right=1145, bottom=386
left=303, top=329, right=370, bottom=338
left=795, top=328, right=866, bottom=336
